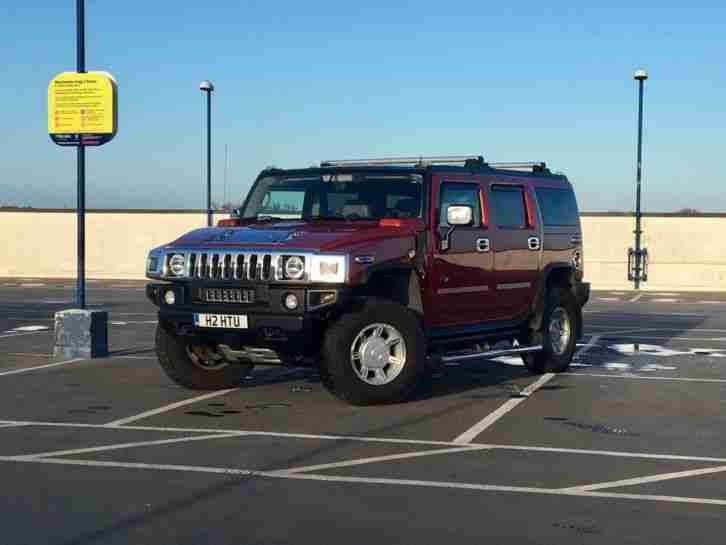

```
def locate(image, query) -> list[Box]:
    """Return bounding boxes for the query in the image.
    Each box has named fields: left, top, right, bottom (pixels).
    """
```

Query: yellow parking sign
left=48, top=71, right=118, bottom=146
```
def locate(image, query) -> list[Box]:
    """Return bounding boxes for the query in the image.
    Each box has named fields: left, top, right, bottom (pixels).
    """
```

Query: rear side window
left=535, top=188, right=580, bottom=226
left=439, top=182, right=481, bottom=226
left=491, top=186, right=526, bottom=228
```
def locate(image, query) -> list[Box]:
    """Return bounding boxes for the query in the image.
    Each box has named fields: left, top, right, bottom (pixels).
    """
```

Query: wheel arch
left=351, top=264, right=424, bottom=317
left=529, top=263, right=582, bottom=337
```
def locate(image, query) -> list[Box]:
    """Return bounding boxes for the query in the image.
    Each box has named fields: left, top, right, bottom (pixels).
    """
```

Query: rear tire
left=522, top=286, right=577, bottom=374
left=155, top=325, right=247, bottom=390
left=320, top=299, right=426, bottom=405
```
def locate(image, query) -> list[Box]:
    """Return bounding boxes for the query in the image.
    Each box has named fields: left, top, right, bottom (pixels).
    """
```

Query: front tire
left=155, top=325, right=248, bottom=390
left=320, top=299, right=426, bottom=405
left=522, top=286, right=577, bottom=374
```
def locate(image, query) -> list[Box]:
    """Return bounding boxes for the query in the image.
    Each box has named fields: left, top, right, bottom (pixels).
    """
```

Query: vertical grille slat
left=248, top=255, right=258, bottom=280
left=262, top=254, right=271, bottom=280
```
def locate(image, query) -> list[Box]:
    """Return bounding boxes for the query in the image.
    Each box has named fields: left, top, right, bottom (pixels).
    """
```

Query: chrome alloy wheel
left=548, top=307, right=572, bottom=355
left=350, top=323, right=407, bottom=386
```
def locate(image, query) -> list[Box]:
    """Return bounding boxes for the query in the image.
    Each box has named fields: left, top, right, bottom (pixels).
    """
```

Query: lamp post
left=199, top=80, right=214, bottom=226
left=631, top=69, right=648, bottom=289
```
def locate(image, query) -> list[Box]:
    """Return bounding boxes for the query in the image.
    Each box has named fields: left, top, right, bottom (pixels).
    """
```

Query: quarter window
left=491, top=186, right=527, bottom=228
left=535, top=188, right=580, bottom=226
left=439, top=183, right=481, bottom=226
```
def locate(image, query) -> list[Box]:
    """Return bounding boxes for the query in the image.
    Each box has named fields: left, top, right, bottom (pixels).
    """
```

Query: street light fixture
left=199, top=80, right=214, bottom=226
left=629, top=69, right=649, bottom=288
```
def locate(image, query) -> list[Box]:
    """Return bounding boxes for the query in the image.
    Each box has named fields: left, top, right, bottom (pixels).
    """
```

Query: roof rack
left=320, top=155, right=485, bottom=168
left=318, top=157, right=551, bottom=174
left=489, top=162, right=548, bottom=173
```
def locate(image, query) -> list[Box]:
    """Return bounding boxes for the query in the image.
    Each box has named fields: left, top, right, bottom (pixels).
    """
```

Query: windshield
left=240, top=172, right=423, bottom=221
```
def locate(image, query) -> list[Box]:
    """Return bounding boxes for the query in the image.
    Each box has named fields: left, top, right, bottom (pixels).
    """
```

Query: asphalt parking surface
left=2, top=279, right=726, bottom=544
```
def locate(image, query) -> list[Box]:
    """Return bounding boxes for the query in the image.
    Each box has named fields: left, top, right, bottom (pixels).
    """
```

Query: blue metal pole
left=206, top=90, right=212, bottom=227
left=634, top=77, right=645, bottom=289
left=76, top=0, right=86, bottom=309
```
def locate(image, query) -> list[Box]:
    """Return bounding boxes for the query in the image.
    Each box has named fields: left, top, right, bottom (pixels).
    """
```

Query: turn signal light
left=217, top=218, right=241, bottom=227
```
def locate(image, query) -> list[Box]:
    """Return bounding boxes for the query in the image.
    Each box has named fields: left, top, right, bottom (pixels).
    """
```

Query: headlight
left=284, top=256, right=305, bottom=280
left=167, top=254, right=186, bottom=276
left=311, top=255, right=347, bottom=283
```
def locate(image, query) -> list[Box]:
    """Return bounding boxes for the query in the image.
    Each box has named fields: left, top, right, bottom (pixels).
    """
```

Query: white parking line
left=453, top=373, right=555, bottom=444
left=585, top=311, right=705, bottom=317
left=563, top=372, right=726, bottom=384
left=0, top=358, right=84, bottom=377
left=0, top=330, right=50, bottom=340
left=280, top=446, right=487, bottom=474
left=14, top=432, right=247, bottom=460
left=4, top=418, right=726, bottom=463
left=453, top=334, right=602, bottom=444
left=629, top=293, right=644, bottom=303
left=104, top=389, right=240, bottom=427
left=0, top=456, right=724, bottom=507
left=652, top=298, right=679, bottom=303
left=9, top=325, right=49, bottom=332
left=564, top=464, right=726, bottom=492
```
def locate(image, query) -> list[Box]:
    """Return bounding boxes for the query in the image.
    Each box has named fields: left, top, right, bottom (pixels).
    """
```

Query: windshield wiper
left=306, top=215, right=374, bottom=221
left=255, top=215, right=287, bottom=222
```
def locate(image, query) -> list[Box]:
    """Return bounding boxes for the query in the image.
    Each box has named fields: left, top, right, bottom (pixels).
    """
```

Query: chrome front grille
left=182, top=251, right=281, bottom=281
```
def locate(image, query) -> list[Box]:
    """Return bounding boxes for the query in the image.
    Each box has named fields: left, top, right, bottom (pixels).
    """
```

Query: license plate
left=193, top=313, right=248, bottom=329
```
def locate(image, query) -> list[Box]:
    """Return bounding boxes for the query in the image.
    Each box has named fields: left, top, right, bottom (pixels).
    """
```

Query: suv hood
left=167, top=220, right=423, bottom=253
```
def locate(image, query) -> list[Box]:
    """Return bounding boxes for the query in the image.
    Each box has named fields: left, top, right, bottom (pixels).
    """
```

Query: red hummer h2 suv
left=146, top=156, right=589, bottom=405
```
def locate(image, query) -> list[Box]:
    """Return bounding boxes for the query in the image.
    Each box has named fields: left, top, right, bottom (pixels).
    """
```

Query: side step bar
left=441, top=345, right=542, bottom=364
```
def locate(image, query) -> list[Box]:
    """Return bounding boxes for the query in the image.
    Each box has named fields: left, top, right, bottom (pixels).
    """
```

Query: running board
left=441, top=345, right=543, bottom=364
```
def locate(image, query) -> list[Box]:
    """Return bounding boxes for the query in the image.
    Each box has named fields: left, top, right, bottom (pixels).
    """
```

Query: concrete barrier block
left=53, top=309, right=108, bottom=360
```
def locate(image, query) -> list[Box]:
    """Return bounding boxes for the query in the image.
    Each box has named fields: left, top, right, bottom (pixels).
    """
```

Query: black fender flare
left=529, top=263, right=583, bottom=337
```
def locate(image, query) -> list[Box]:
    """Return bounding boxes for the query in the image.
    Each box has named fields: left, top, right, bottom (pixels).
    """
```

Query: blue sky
left=2, top=0, right=725, bottom=211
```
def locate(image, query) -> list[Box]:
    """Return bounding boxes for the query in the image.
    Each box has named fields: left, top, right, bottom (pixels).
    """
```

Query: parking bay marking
left=12, top=432, right=247, bottom=460
left=279, top=446, right=488, bottom=474
left=0, top=358, right=85, bottom=377
left=0, top=456, right=725, bottom=507
left=104, top=389, right=240, bottom=427
left=563, top=372, right=726, bottom=384
left=453, top=335, right=602, bottom=445
left=104, top=368, right=307, bottom=427
left=452, top=373, right=555, bottom=444
left=5, top=418, right=726, bottom=464
left=562, top=464, right=726, bottom=492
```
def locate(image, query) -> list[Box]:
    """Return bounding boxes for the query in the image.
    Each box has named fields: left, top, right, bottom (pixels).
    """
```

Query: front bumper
left=147, top=282, right=344, bottom=355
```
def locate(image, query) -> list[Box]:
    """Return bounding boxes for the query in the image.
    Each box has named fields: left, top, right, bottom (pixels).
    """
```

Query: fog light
left=283, top=293, right=299, bottom=310
left=164, top=289, right=176, bottom=305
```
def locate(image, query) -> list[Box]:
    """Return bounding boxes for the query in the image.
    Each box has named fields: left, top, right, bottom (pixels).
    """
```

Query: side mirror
left=440, top=205, right=473, bottom=252
left=447, top=205, right=473, bottom=226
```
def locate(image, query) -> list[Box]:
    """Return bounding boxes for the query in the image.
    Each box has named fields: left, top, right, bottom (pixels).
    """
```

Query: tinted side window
left=492, top=186, right=526, bottom=228
left=439, top=182, right=480, bottom=226
left=535, top=188, right=580, bottom=226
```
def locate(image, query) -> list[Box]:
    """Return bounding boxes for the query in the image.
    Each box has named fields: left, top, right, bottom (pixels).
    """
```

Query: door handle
left=527, top=236, right=541, bottom=251
left=476, top=238, right=490, bottom=253
left=570, top=235, right=582, bottom=245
